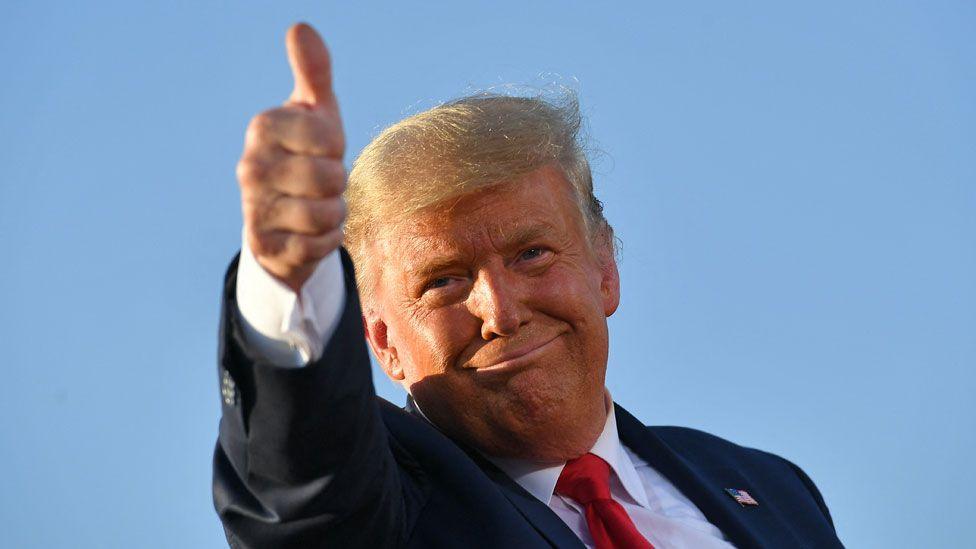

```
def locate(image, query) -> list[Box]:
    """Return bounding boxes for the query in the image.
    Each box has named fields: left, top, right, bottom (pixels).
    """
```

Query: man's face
left=363, top=166, right=620, bottom=460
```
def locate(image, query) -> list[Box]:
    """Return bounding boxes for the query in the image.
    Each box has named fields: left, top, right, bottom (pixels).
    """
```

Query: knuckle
left=326, top=160, right=348, bottom=192
left=322, top=134, right=346, bottom=159
left=245, top=113, right=272, bottom=143
left=328, top=198, right=347, bottom=227
left=316, top=206, right=336, bottom=231
left=236, top=157, right=269, bottom=186
left=320, top=115, right=346, bottom=152
left=314, top=159, right=346, bottom=195
left=308, top=199, right=341, bottom=231
left=303, top=115, right=343, bottom=157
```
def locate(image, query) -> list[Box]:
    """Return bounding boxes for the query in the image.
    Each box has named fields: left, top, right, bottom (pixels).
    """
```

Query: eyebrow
left=404, top=221, right=560, bottom=279
left=406, top=256, right=465, bottom=279
left=493, top=222, right=558, bottom=251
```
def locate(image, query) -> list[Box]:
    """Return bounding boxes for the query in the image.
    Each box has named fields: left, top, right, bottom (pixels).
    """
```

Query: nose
left=467, top=267, right=530, bottom=340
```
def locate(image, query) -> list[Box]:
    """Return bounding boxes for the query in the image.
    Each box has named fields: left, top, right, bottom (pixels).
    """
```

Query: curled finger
left=264, top=195, right=347, bottom=235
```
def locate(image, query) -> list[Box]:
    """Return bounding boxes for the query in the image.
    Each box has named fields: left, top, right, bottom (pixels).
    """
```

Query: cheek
left=533, top=264, right=606, bottom=319
left=399, top=307, right=479, bottom=380
left=530, top=266, right=611, bottom=377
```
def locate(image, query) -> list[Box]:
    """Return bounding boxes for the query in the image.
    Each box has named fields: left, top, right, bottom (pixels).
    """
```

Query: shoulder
left=650, top=425, right=778, bottom=461
left=646, top=425, right=835, bottom=528
left=647, top=425, right=805, bottom=475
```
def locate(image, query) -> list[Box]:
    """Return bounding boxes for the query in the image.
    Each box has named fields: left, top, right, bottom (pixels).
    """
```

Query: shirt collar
left=487, top=393, right=650, bottom=508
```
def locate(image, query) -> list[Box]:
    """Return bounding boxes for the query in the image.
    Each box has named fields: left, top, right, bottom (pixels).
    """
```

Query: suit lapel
left=473, top=458, right=586, bottom=549
left=404, top=398, right=583, bottom=548
left=614, top=404, right=801, bottom=549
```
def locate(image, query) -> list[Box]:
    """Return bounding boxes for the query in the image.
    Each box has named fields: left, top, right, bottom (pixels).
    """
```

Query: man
left=213, top=23, right=844, bottom=548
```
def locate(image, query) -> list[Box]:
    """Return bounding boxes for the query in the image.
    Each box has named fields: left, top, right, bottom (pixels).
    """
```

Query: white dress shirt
left=235, top=232, right=346, bottom=366
left=234, top=240, right=734, bottom=548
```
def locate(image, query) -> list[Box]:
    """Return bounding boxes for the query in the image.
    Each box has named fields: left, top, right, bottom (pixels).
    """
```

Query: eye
left=427, top=276, right=452, bottom=290
left=420, top=275, right=469, bottom=303
left=519, top=247, right=547, bottom=261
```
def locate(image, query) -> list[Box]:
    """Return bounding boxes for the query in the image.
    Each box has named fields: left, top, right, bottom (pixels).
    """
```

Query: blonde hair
left=344, top=92, right=609, bottom=302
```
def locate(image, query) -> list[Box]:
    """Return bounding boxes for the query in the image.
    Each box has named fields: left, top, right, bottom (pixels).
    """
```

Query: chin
left=492, top=381, right=606, bottom=460
left=493, top=425, right=599, bottom=462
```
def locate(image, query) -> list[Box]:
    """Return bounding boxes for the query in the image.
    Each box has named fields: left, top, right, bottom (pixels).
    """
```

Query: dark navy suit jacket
left=213, top=252, right=844, bottom=548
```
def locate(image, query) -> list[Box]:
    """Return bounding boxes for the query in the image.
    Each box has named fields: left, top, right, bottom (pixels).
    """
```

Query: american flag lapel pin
left=725, top=488, right=760, bottom=507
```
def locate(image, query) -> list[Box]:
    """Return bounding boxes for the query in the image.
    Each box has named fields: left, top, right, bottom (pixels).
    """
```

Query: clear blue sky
left=2, top=1, right=973, bottom=547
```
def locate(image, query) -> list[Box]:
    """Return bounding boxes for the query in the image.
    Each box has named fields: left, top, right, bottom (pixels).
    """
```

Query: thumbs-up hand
left=237, top=23, right=347, bottom=292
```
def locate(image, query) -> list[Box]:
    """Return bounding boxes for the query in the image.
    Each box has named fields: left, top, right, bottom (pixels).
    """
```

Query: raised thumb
left=286, top=23, right=336, bottom=107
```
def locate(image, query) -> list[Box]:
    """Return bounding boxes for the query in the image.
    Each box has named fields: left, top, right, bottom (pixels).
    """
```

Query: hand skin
left=236, top=23, right=346, bottom=293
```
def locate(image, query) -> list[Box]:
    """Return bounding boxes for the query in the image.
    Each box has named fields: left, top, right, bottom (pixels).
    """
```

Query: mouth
left=466, top=334, right=562, bottom=376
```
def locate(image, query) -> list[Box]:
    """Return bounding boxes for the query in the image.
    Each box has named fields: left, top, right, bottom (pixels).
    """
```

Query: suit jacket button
left=221, top=369, right=237, bottom=406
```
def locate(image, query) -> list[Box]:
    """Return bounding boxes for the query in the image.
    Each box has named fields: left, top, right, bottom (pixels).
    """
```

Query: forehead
left=374, top=167, right=584, bottom=273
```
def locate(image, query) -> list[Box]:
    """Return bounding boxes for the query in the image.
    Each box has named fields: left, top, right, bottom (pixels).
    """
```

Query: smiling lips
left=465, top=334, right=563, bottom=373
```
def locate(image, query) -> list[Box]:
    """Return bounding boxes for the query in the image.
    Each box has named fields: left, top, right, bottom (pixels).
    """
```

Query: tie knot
left=555, top=453, right=612, bottom=504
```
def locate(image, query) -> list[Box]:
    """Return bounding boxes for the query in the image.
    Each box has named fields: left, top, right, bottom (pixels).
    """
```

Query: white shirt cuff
left=235, top=230, right=346, bottom=367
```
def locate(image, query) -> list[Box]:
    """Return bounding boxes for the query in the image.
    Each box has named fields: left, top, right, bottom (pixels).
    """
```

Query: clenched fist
left=237, top=23, right=346, bottom=292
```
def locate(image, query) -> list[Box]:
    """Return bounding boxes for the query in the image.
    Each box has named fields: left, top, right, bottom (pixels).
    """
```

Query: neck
left=411, top=390, right=611, bottom=462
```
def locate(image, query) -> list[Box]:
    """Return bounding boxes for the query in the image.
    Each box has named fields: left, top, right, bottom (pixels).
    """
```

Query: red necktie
left=555, top=453, right=655, bottom=549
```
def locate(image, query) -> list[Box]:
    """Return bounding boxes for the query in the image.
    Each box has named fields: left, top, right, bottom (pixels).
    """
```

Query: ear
left=594, top=228, right=620, bottom=317
left=362, top=313, right=405, bottom=381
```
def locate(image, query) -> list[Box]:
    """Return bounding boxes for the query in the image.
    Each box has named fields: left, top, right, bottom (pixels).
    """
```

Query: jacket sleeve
left=212, top=249, right=406, bottom=548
